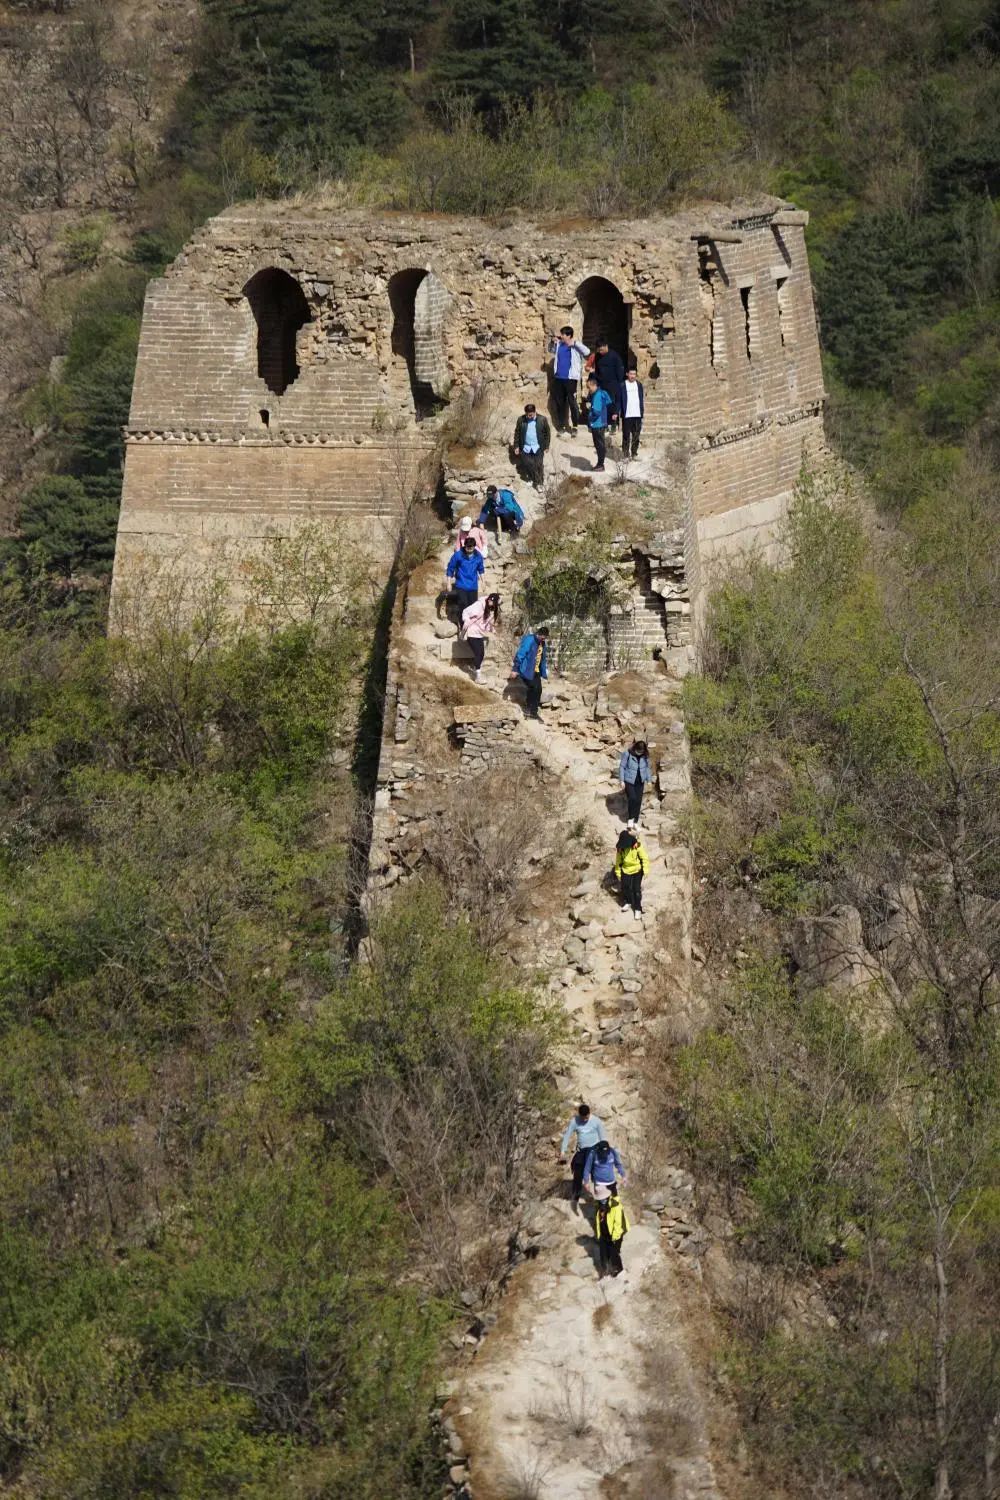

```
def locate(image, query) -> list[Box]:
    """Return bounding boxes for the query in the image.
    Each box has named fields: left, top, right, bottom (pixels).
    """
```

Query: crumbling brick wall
left=109, top=198, right=826, bottom=627
left=413, top=272, right=453, bottom=396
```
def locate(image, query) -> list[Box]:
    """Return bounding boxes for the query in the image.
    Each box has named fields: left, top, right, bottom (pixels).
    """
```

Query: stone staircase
left=442, top=411, right=674, bottom=525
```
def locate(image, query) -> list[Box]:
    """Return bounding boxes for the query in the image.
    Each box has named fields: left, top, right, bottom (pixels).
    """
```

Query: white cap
left=458, top=516, right=473, bottom=530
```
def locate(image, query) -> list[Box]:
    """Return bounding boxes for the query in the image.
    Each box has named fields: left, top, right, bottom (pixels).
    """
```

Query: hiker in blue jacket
left=619, top=367, right=644, bottom=459
left=549, top=324, right=589, bottom=435
left=512, top=625, right=549, bottom=719
left=559, top=1102, right=607, bottom=1203
left=583, top=1138, right=628, bottom=1202
left=445, top=535, right=485, bottom=620
left=619, top=738, right=652, bottom=829
left=478, top=485, right=525, bottom=548
left=583, top=374, right=614, bottom=472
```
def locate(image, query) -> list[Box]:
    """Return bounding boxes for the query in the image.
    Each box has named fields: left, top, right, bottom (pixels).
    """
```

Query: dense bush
left=0, top=555, right=555, bottom=1494
left=681, top=466, right=1000, bottom=1495
left=176, top=0, right=426, bottom=169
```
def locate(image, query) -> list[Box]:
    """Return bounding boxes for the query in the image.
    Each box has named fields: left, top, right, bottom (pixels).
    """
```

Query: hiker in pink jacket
left=461, top=592, right=501, bottom=682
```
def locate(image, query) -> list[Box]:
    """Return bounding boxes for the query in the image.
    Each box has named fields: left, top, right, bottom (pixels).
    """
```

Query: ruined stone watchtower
left=110, top=197, right=825, bottom=625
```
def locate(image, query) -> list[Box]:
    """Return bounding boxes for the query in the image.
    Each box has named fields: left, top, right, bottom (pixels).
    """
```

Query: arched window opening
left=576, top=276, right=631, bottom=365
left=388, top=267, right=452, bottom=418
left=243, top=268, right=311, bottom=397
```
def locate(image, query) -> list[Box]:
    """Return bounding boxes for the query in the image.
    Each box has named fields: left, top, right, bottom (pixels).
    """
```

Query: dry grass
left=641, top=1343, right=699, bottom=1461
left=405, top=556, right=443, bottom=599
left=500, top=1455, right=552, bottom=1500
left=424, top=757, right=562, bottom=952
left=593, top=1301, right=615, bottom=1334
left=440, top=376, right=505, bottom=449
left=526, top=477, right=633, bottom=547
left=397, top=498, right=446, bottom=575
left=403, top=658, right=495, bottom=707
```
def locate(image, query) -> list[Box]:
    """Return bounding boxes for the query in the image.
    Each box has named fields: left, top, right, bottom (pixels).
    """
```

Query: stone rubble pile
left=643, top=1170, right=711, bottom=1258
left=451, top=703, right=524, bottom=766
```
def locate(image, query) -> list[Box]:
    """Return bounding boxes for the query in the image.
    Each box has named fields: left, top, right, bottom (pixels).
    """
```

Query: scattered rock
left=563, top=936, right=586, bottom=964
left=790, top=904, right=898, bottom=1006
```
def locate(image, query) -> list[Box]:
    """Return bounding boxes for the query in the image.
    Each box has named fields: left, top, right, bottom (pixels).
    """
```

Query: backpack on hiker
left=496, top=489, right=525, bottom=527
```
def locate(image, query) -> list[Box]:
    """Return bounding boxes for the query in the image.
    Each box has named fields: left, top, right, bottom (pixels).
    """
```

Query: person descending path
left=559, top=1102, right=607, bottom=1203
left=478, top=485, right=525, bottom=548
left=460, top=592, right=500, bottom=682
left=619, top=738, right=652, bottom=828
left=583, top=373, right=614, bottom=472
left=454, top=513, right=489, bottom=557
left=583, top=1137, right=628, bottom=1201
left=619, top=366, right=644, bottom=459
left=512, top=625, right=549, bottom=719
left=513, top=402, right=550, bottom=489
left=595, top=1188, right=630, bottom=1278
left=549, top=325, right=589, bottom=436
left=445, top=534, right=485, bottom=620
left=614, top=828, right=650, bottom=920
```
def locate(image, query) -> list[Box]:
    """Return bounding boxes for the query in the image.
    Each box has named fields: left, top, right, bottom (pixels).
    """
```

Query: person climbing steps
left=478, top=485, right=524, bottom=549
left=618, top=738, right=652, bottom=829
left=445, top=535, right=485, bottom=621
left=460, top=592, right=500, bottom=682
left=582, top=373, right=613, bottom=472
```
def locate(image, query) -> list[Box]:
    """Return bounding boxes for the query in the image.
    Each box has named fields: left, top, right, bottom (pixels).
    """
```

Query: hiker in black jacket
left=512, top=403, right=550, bottom=489
left=594, top=341, right=625, bottom=416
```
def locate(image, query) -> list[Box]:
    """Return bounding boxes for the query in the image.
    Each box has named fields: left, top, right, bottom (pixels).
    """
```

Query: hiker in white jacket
left=549, top=325, right=590, bottom=435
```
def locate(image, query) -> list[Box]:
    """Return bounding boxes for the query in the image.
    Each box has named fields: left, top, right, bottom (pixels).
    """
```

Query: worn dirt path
left=397, top=473, right=728, bottom=1498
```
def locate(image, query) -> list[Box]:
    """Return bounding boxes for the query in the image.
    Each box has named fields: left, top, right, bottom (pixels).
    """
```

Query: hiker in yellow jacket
left=614, top=829, right=650, bottom=921
left=595, top=1189, right=629, bottom=1277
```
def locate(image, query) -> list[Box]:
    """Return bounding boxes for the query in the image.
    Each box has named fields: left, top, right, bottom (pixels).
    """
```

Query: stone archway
left=387, top=267, right=453, bottom=418
left=243, top=268, right=311, bottom=397
left=575, top=275, right=631, bottom=364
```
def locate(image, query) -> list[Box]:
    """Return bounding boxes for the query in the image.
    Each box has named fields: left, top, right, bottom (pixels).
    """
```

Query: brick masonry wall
left=110, top=198, right=827, bottom=624
left=110, top=438, right=431, bottom=614
left=686, top=410, right=828, bottom=641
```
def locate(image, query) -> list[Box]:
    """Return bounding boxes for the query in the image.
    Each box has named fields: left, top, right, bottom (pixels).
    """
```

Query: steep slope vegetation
left=0, top=3, right=998, bottom=1495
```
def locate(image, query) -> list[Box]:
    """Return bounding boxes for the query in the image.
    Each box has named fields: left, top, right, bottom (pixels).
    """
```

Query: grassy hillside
left=0, top=2, right=998, bottom=1494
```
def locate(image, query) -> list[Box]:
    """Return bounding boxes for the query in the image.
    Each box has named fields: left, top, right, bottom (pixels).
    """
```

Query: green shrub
left=680, top=960, right=899, bottom=1263
left=8, top=476, right=118, bottom=577
left=59, top=218, right=109, bottom=271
